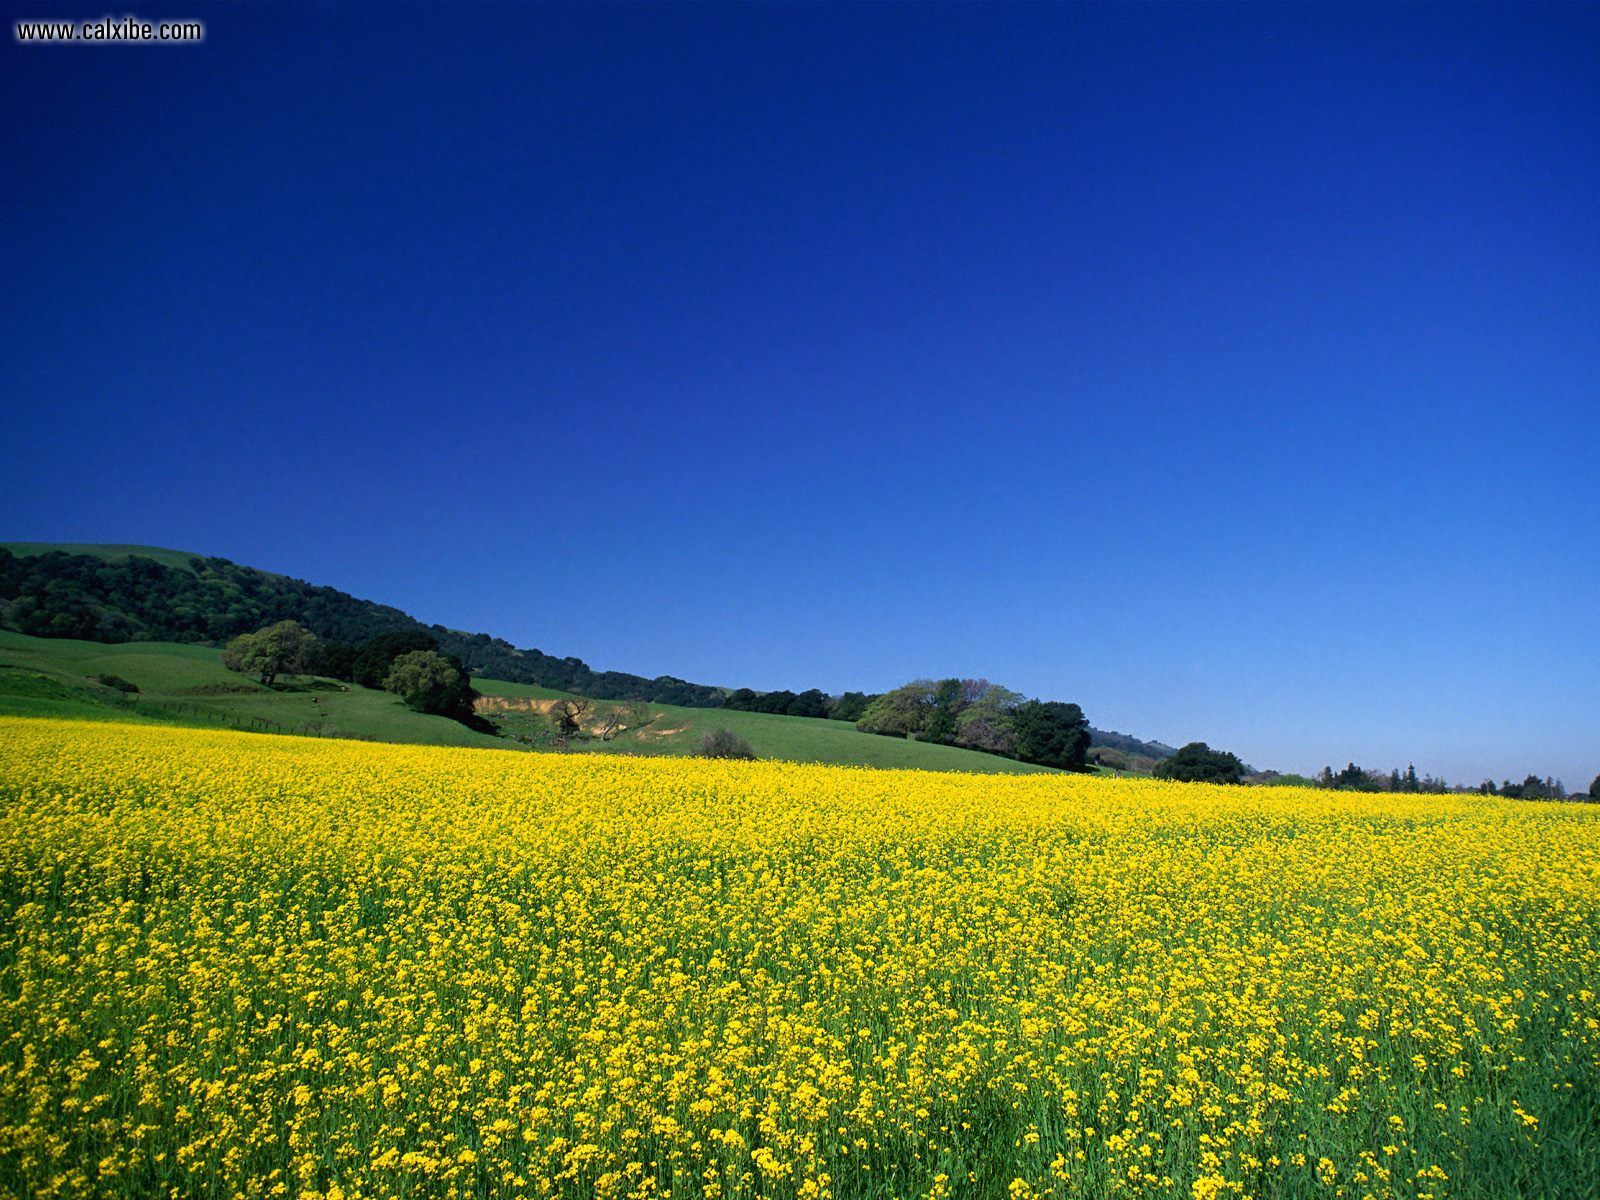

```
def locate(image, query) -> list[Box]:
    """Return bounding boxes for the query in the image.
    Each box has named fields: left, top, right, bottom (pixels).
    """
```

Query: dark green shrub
left=698, top=729, right=756, bottom=760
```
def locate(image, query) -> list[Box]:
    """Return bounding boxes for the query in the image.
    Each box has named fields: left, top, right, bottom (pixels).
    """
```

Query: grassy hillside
left=0, top=630, right=503, bottom=748
left=473, top=678, right=1058, bottom=773
left=0, top=630, right=1056, bottom=773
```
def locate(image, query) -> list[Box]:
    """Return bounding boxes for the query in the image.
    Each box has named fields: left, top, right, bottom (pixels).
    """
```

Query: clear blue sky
left=3, top=2, right=1596, bottom=786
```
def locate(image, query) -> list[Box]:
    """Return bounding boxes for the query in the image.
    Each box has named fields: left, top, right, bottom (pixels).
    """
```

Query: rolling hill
left=0, top=630, right=1059, bottom=773
left=0, top=542, right=722, bottom=704
left=0, top=541, right=1171, bottom=771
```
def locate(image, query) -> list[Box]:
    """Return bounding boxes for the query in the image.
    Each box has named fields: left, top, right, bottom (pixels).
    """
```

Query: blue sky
left=3, top=2, right=1596, bottom=785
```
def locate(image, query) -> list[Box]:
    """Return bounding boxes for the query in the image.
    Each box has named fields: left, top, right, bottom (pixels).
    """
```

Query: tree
left=549, top=697, right=593, bottom=747
left=916, top=678, right=964, bottom=745
left=1153, top=742, right=1247, bottom=785
left=855, top=678, right=1013, bottom=744
left=222, top=619, right=315, bottom=686
left=787, top=689, right=830, bottom=719
left=1325, top=762, right=1380, bottom=791
left=353, top=632, right=440, bottom=689
left=1011, top=700, right=1090, bottom=771
left=722, top=687, right=820, bottom=716
left=303, top=639, right=359, bottom=681
left=596, top=701, right=653, bottom=741
left=698, top=728, right=756, bottom=759
left=828, top=692, right=873, bottom=723
left=854, top=677, right=1085, bottom=765
left=1590, top=774, right=1600, bottom=801
left=954, top=683, right=1024, bottom=755
left=383, top=650, right=475, bottom=717
left=856, top=681, right=937, bottom=738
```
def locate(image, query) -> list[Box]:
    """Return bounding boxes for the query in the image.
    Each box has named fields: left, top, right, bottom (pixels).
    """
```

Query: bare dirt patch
left=475, top=696, right=557, bottom=715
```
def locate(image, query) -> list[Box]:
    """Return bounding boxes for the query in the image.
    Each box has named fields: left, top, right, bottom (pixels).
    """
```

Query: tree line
left=1307, top=762, right=1455, bottom=793
left=844, top=678, right=1092, bottom=771
left=1288, top=762, right=1598, bottom=801
left=1477, top=774, right=1598, bottom=802
left=724, top=679, right=1098, bottom=771
left=717, top=681, right=1255, bottom=779
left=721, top=688, right=874, bottom=721
left=223, top=620, right=479, bottom=723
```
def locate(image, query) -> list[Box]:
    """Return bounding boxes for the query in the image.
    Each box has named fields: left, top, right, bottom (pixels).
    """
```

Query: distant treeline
left=1309, top=763, right=1455, bottom=793
left=0, top=548, right=722, bottom=706
left=1477, top=774, right=1596, bottom=802
left=723, top=684, right=1173, bottom=763
left=1260, top=763, right=1598, bottom=801
left=722, top=688, right=876, bottom=722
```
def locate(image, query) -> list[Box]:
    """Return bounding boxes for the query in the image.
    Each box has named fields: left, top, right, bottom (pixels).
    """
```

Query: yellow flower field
left=0, top=717, right=1596, bottom=1200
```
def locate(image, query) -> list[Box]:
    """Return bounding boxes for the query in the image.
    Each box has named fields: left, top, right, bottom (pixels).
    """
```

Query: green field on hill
left=0, top=630, right=1055, bottom=773
left=0, top=630, right=502, bottom=747
left=472, top=677, right=1057, bottom=772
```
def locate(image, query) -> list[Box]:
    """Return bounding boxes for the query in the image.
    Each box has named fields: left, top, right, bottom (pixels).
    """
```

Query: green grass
left=464, top=677, right=571, bottom=701
left=472, top=678, right=1058, bottom=773
left=0, top=630, right=502, bottom=748
left=0, top=631, right=1056, bottom=773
